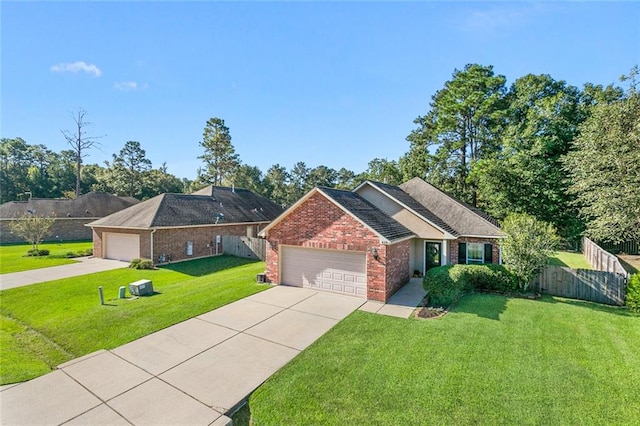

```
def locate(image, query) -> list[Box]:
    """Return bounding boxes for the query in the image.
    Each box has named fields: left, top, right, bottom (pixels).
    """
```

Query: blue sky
left=2, top=1, right=639, bottom=181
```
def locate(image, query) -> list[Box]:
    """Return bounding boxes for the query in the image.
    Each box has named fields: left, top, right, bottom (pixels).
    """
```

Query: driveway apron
left=0, top=286, right=365, bottom=425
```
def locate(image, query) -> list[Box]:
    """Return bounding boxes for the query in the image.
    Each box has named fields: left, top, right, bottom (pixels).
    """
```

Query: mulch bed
left=412, top=291, right=541, bottom=320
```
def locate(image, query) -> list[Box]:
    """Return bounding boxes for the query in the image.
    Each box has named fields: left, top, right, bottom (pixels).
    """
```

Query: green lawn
left=0, top=256, right=268, bottom=384
left=249, top=294, right=640, bottom=425
left=0, top=241, right=93, bottom=274
left=547, top=250, right=592, bottom=269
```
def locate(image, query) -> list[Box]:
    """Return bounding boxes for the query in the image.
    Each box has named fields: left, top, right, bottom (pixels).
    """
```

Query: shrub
left=129, top=258, right=154, bottom=270
left=626, top=274, right=640, bottom=312
left=84, top=248, right=93, bottom=256
left=26, top=249, right=50, bottom=257
left=424, top=264, right=518, bottom=306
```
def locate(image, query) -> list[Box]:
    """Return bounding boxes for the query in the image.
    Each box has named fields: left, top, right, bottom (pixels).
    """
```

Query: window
left=458, top=242, right=493, bottom=264
left=186, top=241, right=193, bottom=256
left=467, top=243, right=484, bottom=264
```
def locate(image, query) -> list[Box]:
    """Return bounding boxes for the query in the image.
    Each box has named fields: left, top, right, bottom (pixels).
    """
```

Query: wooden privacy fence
left=583, top=237, right=629, bottom=276
left=599, top=240, right=640, bottom=255
left=222, top=236, right=266, bottom=260
left=532, top=266, right=627, bottom=306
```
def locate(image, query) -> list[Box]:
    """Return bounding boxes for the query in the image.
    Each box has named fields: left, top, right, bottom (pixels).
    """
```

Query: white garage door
left=105, top=233, right=140, bottom=262
left=281, top=246, right=367, bottom=298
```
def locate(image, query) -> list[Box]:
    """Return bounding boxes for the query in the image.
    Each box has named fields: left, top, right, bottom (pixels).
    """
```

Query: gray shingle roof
left=0, top=192, right=139, bottom=219
left=319, top=187, right=414, bottom=243
left=89, top=186, right=283, bottom=229
left=364, top=181, right=459, bottom=236
left=399, top=178, right=503, bottom=237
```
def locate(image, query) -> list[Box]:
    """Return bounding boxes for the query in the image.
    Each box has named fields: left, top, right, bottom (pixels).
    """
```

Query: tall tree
left=473, top=74, right=584, bottom=241
left=564, top=81, right=640, bottom=244
left=111, top=141, right=152, bottom=197
left=335, top=167, right=357, bottom=190
left=60, top=108, right=103, bottom=197
left=307, top=165, right=338, bottom=189
left=363, top=158, right=402, bottom=185
left=288, top=161, right=310, bottom=204
left=230, top=164, right=264, bottom=194
left=264, top=164, right=290, bottom=207
left=411, top=64, right=507, bottom=205
left=198, top=117, right=239, bottom=186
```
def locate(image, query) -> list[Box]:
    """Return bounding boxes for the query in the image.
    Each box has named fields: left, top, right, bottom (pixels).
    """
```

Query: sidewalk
left=0, top=257, right=128, bottom=290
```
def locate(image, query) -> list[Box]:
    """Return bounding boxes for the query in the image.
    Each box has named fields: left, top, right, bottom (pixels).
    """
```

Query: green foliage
left=564, top=87, right=640, bottom=244
left=626, top=274, right=640, bottom=312
left=26, top=249, right=49, bottom=257
left=501, top=213, right=560, bottom=290
left=197, top=117, right=240, bottom=186
left=128, top=258, right=154, bottom=269
left=9, top=214, right=56, bottom=250
left=423, top=264, right=518, bottom=306
left=408, top=63, right=507, bottom=205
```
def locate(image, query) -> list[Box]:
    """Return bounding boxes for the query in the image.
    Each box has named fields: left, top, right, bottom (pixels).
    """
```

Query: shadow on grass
left=448, top=293, right=508, bottom=321
left=159, top=255, right=260, bottom=277
left=535, top=294, right=637, bottom=317
left=546, top=257, right=569, bottom=267
left=617, top=256, right=639, bottom=274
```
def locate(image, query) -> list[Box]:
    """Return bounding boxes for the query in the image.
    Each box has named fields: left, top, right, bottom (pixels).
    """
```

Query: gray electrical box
left=129, top=279, right=154, bottom=296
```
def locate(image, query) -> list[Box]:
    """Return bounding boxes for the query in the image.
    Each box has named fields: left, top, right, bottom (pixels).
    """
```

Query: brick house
left=0, top=192, right=138, bottom=243
left=88, top=186, right=282, bottom=264
left=260, top=177, right=504, bottom=302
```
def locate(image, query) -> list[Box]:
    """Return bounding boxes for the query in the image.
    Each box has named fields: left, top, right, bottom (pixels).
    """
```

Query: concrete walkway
left=0, top=281, right=426, bottom=425
left=0, top=286, right=365, bottom=425
left=0, top=257, right=128, bottom=290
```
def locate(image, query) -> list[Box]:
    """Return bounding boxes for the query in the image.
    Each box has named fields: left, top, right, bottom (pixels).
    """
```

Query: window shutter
left=484, top=243, right=493, bottom=264
left=458, top=243, right=467, bottom=264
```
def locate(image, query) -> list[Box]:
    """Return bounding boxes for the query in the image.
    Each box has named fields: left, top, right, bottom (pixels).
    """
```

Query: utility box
left=129, top=279, right=154, bottom=296
left=256, top=273, right=266, bottom=283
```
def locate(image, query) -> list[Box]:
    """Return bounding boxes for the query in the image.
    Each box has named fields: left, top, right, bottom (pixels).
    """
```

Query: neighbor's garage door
left=281, top=246, right=367, bottom=298
left=105, top=233, right=140, bottom=262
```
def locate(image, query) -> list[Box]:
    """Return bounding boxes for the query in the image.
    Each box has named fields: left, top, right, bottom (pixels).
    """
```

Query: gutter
left=151, top=228, right=156, bottom=263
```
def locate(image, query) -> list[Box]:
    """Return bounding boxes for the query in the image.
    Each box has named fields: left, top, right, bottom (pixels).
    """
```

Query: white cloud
left=50, top=61, right=102, bottom=77
left=114, top=81, right=148, bottom=91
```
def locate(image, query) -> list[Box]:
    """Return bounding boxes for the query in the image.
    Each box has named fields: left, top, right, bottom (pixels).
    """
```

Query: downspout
left=151, top=228, right=156, bottom=263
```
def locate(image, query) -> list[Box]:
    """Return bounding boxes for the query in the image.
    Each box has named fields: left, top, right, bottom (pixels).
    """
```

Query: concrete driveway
left=0, top=286, right=365, bottom=425
left=0, top=258, right=128, bottom=290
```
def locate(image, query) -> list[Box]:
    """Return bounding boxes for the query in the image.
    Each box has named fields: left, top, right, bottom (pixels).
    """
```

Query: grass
left=547, top=250, right=592, bottom=269
left=249, top=294, right=640, bottom=425
left=0, top=256, right=268, bottom=384
left=0, top=241, right=93, bottom=274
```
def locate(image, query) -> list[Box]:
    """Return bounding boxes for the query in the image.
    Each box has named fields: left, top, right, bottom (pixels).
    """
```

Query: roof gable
left=355, top=181, right=458, bottom=237
left=261, top=187, right=414, bottom=244
left=399, top=178, right=503, bottom=237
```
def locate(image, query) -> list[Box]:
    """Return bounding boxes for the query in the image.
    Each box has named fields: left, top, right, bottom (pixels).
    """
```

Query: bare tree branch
left=60, top=108, right=104, bottom=197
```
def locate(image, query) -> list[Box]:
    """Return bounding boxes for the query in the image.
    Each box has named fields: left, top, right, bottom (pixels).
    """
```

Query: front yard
left=0, top=256, right=268, bottom=384
left=249, top=294, right=640, bottom=425
left=0, top=241, right=94, bottom=274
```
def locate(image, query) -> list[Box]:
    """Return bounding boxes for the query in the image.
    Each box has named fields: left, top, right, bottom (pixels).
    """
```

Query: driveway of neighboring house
left=0, top=281, right=426, bottom=425
left=0, top=257, right=128, bottom=290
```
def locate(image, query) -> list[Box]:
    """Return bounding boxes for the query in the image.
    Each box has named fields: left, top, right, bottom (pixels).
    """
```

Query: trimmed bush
left=129, top=258, right=154, bottom=270
left=25, top=249, right=50, bottom=257
left=626, top=274, right=640, bottom=312
left=84, top=248, right=93, bottom=256
left=424, top=264, right=518, bottom=306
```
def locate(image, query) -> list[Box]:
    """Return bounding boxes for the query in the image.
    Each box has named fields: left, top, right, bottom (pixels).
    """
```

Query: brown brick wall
left=450, top=236, right=501, bottom=264
left=1, top=218, right=94, bottom=244
left=92, top=224, right=260, bottom=264
left=265, top=191, right=409, bottom=302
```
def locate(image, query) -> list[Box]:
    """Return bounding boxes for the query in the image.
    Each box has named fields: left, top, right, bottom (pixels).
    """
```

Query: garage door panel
left=105, top=233, right=140, bottom=262
left=281, top=246, right=366, bottom=298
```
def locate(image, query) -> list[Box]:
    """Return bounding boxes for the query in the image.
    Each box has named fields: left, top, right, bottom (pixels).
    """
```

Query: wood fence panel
left=533, top=266, right=627, bottom=306
left=583, top=237, right=628, bottom=276
left=222, top=236, right=266, bottom=260
left=600, top=240, right=640, bottom=255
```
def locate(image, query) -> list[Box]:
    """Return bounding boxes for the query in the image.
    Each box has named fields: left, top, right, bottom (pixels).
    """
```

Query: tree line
left=2, top=64, right=638, bottom=246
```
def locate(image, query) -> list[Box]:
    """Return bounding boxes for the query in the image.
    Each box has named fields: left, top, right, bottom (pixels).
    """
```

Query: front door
left=425, top=242, right=442, bottom=271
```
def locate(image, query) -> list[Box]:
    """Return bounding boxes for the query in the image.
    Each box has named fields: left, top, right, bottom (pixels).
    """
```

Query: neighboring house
left=0, top=192, right=139, bottom=244
left=260, top=177, right=504, bottom=302
left=87, top=186, right=283, bottom=264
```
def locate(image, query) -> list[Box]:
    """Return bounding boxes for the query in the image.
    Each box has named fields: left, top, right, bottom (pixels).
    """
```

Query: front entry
left=425, top=242, right=442, bottom=271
